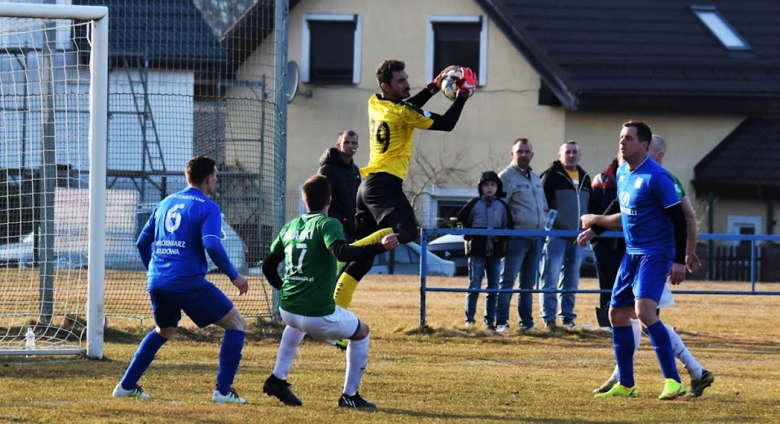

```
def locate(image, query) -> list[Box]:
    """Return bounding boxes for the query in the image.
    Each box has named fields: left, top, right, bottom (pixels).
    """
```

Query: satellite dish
left=286, top=60, right=299, bottom=103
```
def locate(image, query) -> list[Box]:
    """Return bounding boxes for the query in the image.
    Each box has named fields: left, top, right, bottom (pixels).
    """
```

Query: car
left=206, top=218, right=249, bottom=275
left=0, top=234, right=89, bottom=269
left=427, top=234, right=597, bottom=277
left=428, top=234, right=468, bottom=276
left=136, top=203, right=248, bottom=275
left=0, top=232, right=34, bottom=268
left=368, top=241, right=456, bottom=277
left=1, top=213, right=249, bottom=274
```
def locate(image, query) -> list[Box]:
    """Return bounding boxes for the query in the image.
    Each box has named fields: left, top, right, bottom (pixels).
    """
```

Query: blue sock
left=216, top=329, right=245, bottom=395
left=612, top=325, right=635, bottom=387
left=120, top=330, right=168, bottom=390
left=645, top=320, right=681, bottom=382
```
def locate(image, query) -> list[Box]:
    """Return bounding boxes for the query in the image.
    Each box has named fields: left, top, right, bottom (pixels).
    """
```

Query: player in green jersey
left=261, top=175, right=399, bottom=409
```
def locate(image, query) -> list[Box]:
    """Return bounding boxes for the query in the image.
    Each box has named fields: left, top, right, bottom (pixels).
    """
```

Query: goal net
left=0, top=3, right=108, bottom=358
left=1, top=0, right=289, bottom=358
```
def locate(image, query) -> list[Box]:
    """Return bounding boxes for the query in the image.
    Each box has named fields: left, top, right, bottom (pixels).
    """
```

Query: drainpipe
left=707, top=192, right=715, bottom=280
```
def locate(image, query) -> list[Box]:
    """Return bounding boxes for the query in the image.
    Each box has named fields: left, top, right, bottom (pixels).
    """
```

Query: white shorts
left=657, top=283, right=675, bottom=309
left=280, top=306, right=361, bottom=341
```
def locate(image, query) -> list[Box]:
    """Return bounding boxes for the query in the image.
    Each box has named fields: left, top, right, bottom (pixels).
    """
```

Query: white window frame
left=301, top=13, right=362, bottom=84
left=691, top=5, right=750, bottom=51
left=426, top=15, right=488, bottom=86
left=727, top=215, right=762, bottom=246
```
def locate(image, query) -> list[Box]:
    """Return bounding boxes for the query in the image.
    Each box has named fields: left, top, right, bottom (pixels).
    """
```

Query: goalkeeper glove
left=425, top=65, right=457, bottom=93
left=425, top=71, right=444, bottom=93
left=456, top=67, right=477, bottom=100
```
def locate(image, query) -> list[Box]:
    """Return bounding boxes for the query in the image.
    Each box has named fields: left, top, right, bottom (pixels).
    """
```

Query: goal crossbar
left=0, top=3, right=107, bottom=21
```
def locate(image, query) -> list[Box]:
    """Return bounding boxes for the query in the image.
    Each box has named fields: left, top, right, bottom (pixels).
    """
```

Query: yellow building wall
left=226, top=0, right=773, bottom=234
left=563, top=113, right=760, bottom=234
left=284, top=0, right=565, bottom=192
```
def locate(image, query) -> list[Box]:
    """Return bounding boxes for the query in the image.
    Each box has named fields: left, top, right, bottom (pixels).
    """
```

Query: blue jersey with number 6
left=140, top=187, right=223, bottom=290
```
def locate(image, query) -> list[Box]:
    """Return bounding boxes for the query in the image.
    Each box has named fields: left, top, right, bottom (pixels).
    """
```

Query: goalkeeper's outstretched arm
left=426, top=97, right=468, bottom=132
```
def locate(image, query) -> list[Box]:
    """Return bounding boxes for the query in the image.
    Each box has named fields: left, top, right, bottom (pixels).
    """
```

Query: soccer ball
left=439, top=66, right=474, bottom=101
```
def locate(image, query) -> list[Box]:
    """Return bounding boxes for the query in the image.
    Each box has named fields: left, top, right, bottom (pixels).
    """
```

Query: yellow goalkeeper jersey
left=361, top=94, right=435, bottom=180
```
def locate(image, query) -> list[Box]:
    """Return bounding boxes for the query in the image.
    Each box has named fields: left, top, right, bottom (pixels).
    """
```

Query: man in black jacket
left=539, top=141, right=592, bottom=329
left=318, top=130, right=361, bottom=241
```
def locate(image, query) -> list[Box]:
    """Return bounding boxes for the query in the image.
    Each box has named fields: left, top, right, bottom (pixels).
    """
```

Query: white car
left=0, top=232, right=34, bottom=268
left=427, top=234, right=597, bottom=277
left=136, top=203, right=248, bottom=274
left=206, top=219, right=249, bottom=275
left=368, top=241, right=456, bottom=277
left=0, top=216, right=248, bottom=274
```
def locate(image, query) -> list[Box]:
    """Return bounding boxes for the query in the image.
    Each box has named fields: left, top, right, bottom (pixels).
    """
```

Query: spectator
left=588, top=154, right=624, bottom=328
left=318, top=130, right=361, bottom=241
left=456, top=171, right=514, bottom=329
left=496, top=138, right=548, bottom=332
left=539, top=141, right=591, bottom=329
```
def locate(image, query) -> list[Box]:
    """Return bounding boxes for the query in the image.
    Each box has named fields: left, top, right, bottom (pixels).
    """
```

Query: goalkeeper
left=332, top=59, right=476, bottom=335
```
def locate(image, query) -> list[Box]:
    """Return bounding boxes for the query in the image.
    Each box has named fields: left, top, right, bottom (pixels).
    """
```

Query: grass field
left=2, top=276, right=779, bottom=423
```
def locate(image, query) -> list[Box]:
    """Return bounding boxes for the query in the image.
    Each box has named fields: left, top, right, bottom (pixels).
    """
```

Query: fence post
left=419, top=229, right=428, bottom=327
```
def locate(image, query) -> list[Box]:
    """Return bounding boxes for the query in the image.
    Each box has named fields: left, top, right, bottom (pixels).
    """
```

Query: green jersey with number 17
left=269, top=213, right=344, bottom=316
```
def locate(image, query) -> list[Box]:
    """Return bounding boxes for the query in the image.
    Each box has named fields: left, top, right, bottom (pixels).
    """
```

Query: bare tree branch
left=404, top=144, right=475, bottom=214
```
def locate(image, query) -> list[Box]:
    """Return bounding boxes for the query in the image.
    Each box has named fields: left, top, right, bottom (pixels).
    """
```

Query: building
left=191, top=0, right=780, bottom=240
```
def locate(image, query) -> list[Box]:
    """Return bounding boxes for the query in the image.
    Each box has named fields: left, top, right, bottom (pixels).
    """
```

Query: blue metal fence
left=418, top=228, right=780, bottom=327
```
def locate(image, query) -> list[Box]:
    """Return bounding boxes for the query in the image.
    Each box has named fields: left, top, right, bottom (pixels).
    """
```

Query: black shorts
left=355, top=172, right=417, bottom=239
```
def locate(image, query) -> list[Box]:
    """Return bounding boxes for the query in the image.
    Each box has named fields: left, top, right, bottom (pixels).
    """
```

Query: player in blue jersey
left=585, top=121, right=689, bottom=400
left=580, top=135, right=713, bottom=398
left=112, top=155, right=249, bottom=404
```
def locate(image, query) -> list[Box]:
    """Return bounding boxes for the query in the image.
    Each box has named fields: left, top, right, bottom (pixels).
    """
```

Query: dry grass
left=2, top=276, right=779, bottom=423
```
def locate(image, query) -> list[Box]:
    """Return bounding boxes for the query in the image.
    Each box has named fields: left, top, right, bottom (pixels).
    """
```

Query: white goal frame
left=0, top=3, right=108, bottom=359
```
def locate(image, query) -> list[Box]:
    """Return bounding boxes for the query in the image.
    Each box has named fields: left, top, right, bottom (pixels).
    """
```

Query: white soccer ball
left=439, top=66, right=473, bottom=101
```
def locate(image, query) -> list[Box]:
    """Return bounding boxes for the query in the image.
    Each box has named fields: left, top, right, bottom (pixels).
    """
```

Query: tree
left=404, top=144, right=475, bottom=228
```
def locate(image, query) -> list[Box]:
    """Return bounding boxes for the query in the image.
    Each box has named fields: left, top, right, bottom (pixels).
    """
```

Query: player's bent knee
left=156, top=326, right=177, bottom=339
left=216, top=308, right=246, bottom=331
left=608, top=307, right=632, bottom=327
left=350, top=322, right=370, bottom=340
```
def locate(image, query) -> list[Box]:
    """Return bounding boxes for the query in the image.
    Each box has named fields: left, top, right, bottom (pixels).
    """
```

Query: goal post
left=0, top=3, right=108, bottom=359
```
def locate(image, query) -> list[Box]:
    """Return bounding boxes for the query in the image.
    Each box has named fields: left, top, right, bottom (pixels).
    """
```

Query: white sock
left=344, top=335, right=369, bottom=396
left=609, top=319, right=642, bottom=382
left=272, top=326, right=306, bottom=381
left=665, top=324, right=703, bottom=380
left=630, top=318, right=642, bottom=353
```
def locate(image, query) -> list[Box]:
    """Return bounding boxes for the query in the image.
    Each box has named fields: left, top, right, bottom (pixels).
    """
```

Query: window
left=691, top=6, right=750, bottom=51
left=302, top=14, right=362, bottom=84
left=727, top=215, right=762, bottom=248
left=437, top=199, right=468, bottom=228
left=427, top=16, right=487, bottom=86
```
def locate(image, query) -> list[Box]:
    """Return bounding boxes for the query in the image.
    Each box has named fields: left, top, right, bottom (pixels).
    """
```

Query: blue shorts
left=610, top=253, right=673, bottom=309
left=149, top=282, right=234, bottom=328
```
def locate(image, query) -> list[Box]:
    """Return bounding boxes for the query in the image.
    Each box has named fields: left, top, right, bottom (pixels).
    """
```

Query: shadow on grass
left=378, top=408, right=639, bottom=423
left=401, top=324, right=613, bottom=342
left=103, top=316, right=287, bottom=345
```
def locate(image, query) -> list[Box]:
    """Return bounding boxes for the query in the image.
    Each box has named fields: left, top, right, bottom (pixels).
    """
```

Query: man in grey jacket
left=539, top=141, right=591, bottom=329
left=495, top=138, right=548, bottom=332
